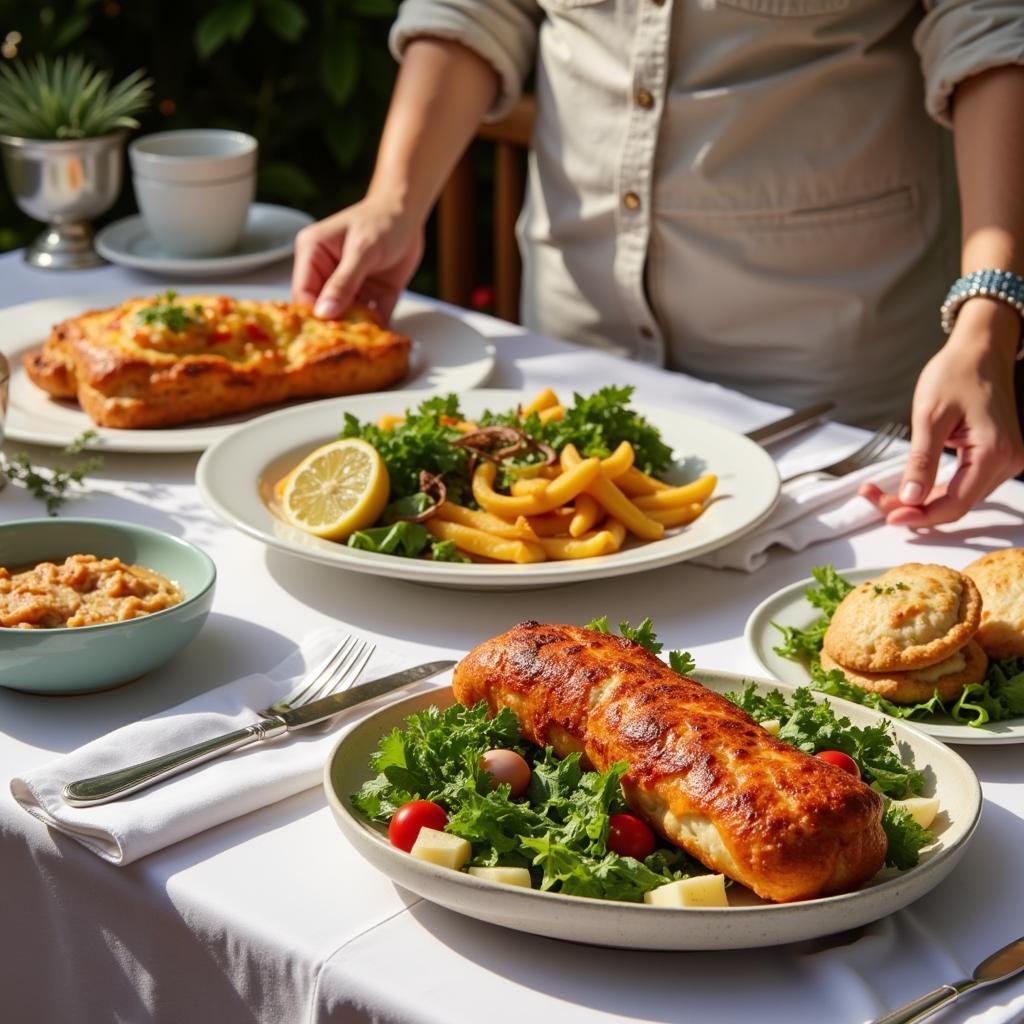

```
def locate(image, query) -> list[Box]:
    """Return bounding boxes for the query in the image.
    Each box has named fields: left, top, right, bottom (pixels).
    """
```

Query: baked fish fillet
left=452, top=622, right=887, bottom=903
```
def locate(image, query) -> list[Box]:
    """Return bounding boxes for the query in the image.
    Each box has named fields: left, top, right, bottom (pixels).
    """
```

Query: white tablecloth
left=1, top=250, right=1023, bottom=1024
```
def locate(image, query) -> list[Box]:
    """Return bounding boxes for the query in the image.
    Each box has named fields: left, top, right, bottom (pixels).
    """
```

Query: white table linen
left=1, top=251, right=1023, bottom=1024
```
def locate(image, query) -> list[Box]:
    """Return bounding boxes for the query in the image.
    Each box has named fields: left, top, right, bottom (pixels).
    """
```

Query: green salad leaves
left=354, top=615, right=935, bottom=900
left=773, top=564, right=1024, bottom=727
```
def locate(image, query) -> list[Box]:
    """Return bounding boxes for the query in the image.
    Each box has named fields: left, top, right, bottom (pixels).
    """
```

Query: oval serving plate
left=196, top=389, right=781, bottom=591
left=323, top=669, right=981, bottom=951
left=0, top=290, right=495, bottom=453
left=746, top=567, right=1024, bottom=745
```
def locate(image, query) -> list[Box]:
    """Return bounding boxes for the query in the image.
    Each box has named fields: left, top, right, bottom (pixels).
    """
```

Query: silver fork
left=62, top=635, right=376, bottom=806
left=781, top=421, right=909, bottom=484
left=258, top=634, right=375, bottom=718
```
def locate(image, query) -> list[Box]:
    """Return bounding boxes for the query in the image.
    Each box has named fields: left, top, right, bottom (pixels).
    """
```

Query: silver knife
left=872, top=936, right=1024, bottom=1024
left=745, top=401, right=834, bottom=445
left=62, top=660, right=456, bottom=807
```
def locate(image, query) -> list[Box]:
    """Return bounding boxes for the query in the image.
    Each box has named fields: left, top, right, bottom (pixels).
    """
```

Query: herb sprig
left=135, top=290, right=203, bottom=332
left=3, top=431, right=103, bottom=515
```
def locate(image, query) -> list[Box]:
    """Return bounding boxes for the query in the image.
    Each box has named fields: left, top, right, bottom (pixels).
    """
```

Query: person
left=292, top=1, right=1024, bottom=529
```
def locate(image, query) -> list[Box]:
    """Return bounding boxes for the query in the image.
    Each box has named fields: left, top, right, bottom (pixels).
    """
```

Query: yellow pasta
left=616, top=466, right=670, bottom=496
left=599, top=441, right=635, bottom=480
left=520, top=387, right=560, bottom=416
left=536, top=517, right=628, bottom=560
left=472, top=459, right=602, bottom=517
left=646, top=502, right=706, bottom=528
left=435, top=502, right=537, bottom=540
left=560, top=444, right=664, bottom=541
left=426, top=519, right=545, bottom=563
left=526, top=509, right=576, bottom=536
left=510, top=477, right=550, bottom=497
left=377, top=414, right=405, bottom=431
left=537, top=404, right=565, bottom=424
left=569, top=493, right=603, bottom=537
left=632, top=475, right=717, bottom=510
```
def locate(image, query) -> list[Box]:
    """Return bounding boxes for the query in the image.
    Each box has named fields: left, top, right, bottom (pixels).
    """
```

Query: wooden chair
left=437, top=95, right=535, bottom=323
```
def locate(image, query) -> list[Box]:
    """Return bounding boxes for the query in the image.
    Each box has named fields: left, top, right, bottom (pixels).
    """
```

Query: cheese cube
left=644, top=874, right=729, bottom=908
left=760, top=719, right=781, bottom=736
left=467, top=866, right=533, bottom=888
left=893, top=796, right=939, bottom=830
left=409, top=827, right=471, bottom=870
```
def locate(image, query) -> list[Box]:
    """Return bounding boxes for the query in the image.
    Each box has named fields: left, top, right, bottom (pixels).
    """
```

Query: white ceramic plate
left=195, top=389, right=781, bottom=590
left=745, top=567, right=1024, bottom=745
left=0, top=290, right=496, bottom=453
left=95, top=203, right=313, bottom=276
left=323, top=671, right=981, bottom=950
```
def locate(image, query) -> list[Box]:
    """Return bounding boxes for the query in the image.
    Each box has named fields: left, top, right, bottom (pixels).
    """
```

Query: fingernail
left=900, top=481, right=924, bottom=504
left=314, top=298, right=341, bottom=320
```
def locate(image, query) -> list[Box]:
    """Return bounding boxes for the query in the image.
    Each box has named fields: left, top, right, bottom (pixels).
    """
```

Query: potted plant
left=0, top=54, right=152, bottom=269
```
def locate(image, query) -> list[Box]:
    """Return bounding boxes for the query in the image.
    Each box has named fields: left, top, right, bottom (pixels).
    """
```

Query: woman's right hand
left=291, top=196, right=424, bottom=323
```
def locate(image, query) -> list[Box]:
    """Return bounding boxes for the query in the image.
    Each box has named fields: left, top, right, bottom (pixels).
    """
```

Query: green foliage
left=0, top=53, right=152, bottom=139
left=0, top=0, right=401, bottom=251
left=3, top=430, right=104, bottom=515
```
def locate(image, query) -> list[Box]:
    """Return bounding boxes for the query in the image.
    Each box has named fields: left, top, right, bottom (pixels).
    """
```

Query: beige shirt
left=392, top=1, right=1024, bottom=424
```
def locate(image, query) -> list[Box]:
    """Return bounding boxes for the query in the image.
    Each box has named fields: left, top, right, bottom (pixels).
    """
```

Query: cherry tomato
left=244, top=322, right=270, bottom=343
left=480, top=749, right=531, bottom=798
left=607, top=813, right=657, bottom=860
left=388, top=800, right=448, bottom=852
left=815, top=750, right=861, bottom=780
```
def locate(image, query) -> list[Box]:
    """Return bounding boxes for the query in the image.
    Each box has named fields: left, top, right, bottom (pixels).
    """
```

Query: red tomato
left=244, top=322, right=270, bottom=343
left=607, top=813, right=657, bottom=860
left=815, top=750, right=861, bottom=780
left=480, top=749, right=531, bottom=798
left=388, top=800, right=448, bottom=852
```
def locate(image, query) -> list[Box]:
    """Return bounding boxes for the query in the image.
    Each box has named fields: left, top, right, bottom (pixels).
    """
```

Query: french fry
left=520, top=387, right=560, bottom=416
left=599, top=441, right=635, bottom=480
left=646, top=502, right=705, bottom=528
left=560, top=444, right=664, bottom=541
left=537, top=528, right=617, bottom=560
left=426, top=519, right=545, bottom=563
left=569, top=493, right=603, bottom=537
left=537, top=404, right=565, bottom=425
left=377, top=414, right=404, bottom=431
left=472, top=459, right=602, bottom=517
left=616, top=466, right=670, bottom=496
left=435, top=503, right=537, bottom=540
left=632, top=475, right=717, bottom=510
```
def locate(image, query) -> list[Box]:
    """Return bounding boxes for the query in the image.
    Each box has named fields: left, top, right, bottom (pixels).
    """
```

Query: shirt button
left=636, top=88, right=654, bottom=109
left=623, top=191, right=641, bottom=211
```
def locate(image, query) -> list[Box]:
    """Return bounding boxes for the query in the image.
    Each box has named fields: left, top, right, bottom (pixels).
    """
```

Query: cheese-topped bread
left=820, top=640, right=987, bottom=704
left=962, top=548, right=1024, bottom=660
left=822, top=563, right=982, bottom=672
left=23, top=292, right=410, bottom=429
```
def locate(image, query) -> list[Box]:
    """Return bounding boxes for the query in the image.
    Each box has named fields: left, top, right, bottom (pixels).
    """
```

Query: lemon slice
left=281, top=438, right=389, bottom=540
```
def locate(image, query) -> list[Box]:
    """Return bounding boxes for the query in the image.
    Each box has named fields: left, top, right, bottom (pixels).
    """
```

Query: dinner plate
left=0, top=290, right=496, bottom=453
left=95, top=203, right=313, bottom=277
left=195, top=389, right=781, bottom=590
left=323, top=670, right=981, bottom=951
left=745, top=567, right=1024, bottom=745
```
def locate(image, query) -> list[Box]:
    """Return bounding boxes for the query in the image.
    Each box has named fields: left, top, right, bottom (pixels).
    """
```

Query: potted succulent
left=0, top=55, right=152, bottom=269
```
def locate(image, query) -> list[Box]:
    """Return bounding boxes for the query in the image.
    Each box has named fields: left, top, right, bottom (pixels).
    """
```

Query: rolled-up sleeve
left=914, top=1, right=1024, bottom=128
left=390, top=0, right=541, bottom=121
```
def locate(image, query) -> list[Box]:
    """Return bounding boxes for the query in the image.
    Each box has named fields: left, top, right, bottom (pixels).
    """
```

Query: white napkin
left=10, top=629, right=449, bottom=866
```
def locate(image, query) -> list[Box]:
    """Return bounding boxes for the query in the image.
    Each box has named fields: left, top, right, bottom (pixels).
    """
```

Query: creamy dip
left=0, top=554, right=183, bottom=629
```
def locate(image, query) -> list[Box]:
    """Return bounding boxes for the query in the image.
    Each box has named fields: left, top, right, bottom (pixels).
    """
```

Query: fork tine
left=300, top=638, right=375, bottom=705
left=278, top=635, right=359, bottom=708
left=850, top=422, right=906, bottom=469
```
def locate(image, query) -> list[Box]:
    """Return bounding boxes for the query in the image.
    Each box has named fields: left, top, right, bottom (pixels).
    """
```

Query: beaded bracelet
left=940, top=268, right=1024, bottom=338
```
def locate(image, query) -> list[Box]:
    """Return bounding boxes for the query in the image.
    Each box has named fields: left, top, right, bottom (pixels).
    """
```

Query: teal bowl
left=0, top=518, right=216, bottom=694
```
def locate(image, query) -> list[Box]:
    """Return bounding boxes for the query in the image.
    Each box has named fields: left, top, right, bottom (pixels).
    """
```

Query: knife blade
left=872, top=935, right=1024, bottom=1024
left=62, top=659, right=456, bottom=807
left=745, top=401, right=834, bottom=445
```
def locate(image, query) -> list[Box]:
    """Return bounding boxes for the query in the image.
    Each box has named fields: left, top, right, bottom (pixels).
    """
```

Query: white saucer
left=95, top=203, right=313, bottom=277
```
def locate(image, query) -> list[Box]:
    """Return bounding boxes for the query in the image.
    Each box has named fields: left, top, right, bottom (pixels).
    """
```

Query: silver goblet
left=0, top=129, right=126, bottom=270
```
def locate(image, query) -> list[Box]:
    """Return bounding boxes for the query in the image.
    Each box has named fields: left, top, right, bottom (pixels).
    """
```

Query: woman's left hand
left=860, top=298, right=1024, bottom=527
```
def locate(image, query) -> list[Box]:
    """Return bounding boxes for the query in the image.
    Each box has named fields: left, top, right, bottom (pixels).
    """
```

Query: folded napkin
left=10, top=629, right=450, bottom=866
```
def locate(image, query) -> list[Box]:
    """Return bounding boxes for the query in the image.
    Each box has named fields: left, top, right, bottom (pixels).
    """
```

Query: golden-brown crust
left=822, top=564, right=983, bottom=671
left=453, top=622, right=887, bottom=904
left=820, top=640, right=987, bottom=704
left=962, top=548, right=1024, bottom=660
left=22, top=294, right=410, bottom=429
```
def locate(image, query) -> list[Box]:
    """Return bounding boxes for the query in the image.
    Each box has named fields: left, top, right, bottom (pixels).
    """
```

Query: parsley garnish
left=872, top=581, right=909, bottom=596
left=3, top=431, right=103, bottom=515
left=585, top=615, right=695, bottom=673
left=135, top=290, right=202, bottom=332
